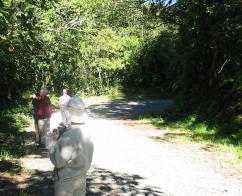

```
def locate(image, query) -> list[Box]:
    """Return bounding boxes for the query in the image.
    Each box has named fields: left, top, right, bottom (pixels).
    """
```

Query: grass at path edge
left=140, top=111, right=242, bottom=164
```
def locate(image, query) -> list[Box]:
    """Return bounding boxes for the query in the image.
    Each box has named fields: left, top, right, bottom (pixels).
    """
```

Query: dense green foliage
left=158, top=0, right=242, bottom=135
left=0, top=0, right=241, bottom=137
left=0, top=0, right=54, bottom=98
left=0, top=0, right=165, bottom=97
left=39, top=0, right=148, bottom=95
left=180, top=1, right=241, bottom=106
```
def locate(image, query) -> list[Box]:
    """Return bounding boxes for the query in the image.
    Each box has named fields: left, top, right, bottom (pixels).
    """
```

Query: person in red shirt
left=35, top=88, right=52, bottom=146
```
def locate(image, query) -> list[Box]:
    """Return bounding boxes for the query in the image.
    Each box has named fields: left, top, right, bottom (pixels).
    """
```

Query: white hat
left=40, top=88, right=48, bottom=95
left=64, top=96, right=88, bottom=123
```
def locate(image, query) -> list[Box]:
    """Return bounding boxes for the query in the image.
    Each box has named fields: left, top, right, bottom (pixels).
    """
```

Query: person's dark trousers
left=34, top=115, right=41, bottom=144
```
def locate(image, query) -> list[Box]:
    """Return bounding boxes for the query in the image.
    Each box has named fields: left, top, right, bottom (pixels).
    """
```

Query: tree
left=0, top=0, right=53, bottom=98
left=156, top=0, right=242, bottom=129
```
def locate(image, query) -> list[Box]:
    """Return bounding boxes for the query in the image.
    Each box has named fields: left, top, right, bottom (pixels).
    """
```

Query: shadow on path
left=1, top=99, right=173, bottom=195
left=27, top=145, right=50, bottom=159
left=88, top=99, right=173, bottom=120
left=1, top=166, right=168, bottom=196
left=87, top=166, right=168, bottom=196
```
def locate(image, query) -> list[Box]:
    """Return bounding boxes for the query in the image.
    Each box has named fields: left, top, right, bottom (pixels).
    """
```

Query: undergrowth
left=140, top=106, right=242, bottom=163
left=0, top=99, right=32, bottom=161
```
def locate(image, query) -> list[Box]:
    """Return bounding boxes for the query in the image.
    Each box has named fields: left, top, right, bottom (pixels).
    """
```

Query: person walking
left=49, top=96, right=93, bottom=196
left=31, top=92, right=41, bottom=144
left=59, top=89, right=71, bottom=127
left=36, top=88, right=52, bottom=146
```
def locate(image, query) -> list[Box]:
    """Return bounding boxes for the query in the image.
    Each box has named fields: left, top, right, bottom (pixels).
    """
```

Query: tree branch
left=218, top=59, right=230, bottom=74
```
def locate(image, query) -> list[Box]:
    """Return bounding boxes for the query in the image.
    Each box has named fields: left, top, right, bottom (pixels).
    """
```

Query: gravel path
left=21, top=98, right=242, bottom=196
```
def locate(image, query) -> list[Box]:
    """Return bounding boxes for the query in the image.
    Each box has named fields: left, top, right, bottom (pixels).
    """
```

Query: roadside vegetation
left=140, top=108, right=242, bottom=163
left=0, top=99, right=33, bottom=195
left=0, top=100, right=31, bottom=160
left=0, top=0, right=241, bottom=174
left=0, top=99, right=32, bottom=176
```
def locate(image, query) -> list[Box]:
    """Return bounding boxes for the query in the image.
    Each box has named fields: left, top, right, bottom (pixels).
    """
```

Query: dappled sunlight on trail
left=5, top=98, right=241, bottom=196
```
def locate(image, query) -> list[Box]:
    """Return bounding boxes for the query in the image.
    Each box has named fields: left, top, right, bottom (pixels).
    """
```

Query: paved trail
left=21, top=98, right=242, bottom=196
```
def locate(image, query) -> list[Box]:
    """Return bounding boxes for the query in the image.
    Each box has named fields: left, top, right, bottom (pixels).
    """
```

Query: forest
left=0, top=0, right=241, bottom=142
